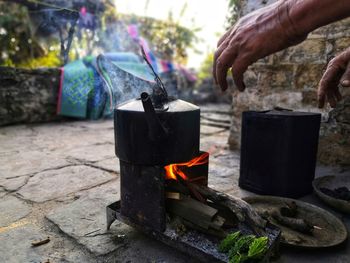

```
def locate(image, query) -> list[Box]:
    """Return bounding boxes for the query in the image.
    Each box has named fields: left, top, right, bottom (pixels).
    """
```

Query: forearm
left=288, top=0, right=350, bottom=36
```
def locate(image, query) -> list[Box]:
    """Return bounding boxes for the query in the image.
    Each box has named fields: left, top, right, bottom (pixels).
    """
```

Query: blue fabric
left=58, top=53, right=154, bottom=119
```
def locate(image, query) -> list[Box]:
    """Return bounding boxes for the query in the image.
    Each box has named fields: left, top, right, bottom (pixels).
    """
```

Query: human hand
left=318, top=48, right=350, bottom=108
left=213, top=0, right=308, bottom=91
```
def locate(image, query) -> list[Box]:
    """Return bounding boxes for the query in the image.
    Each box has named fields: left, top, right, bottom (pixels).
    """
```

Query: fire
left=164, top=152, right=209, bottom=181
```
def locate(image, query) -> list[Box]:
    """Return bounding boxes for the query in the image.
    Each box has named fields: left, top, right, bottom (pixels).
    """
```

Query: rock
left=0, top=175, right=28, bottom=191
left=0, top=225, right=46, bottom=263
left=0, top=151, right=70, bottom=179
left=208, top=160, right=240, bottom=192
left=66, top=144, right=115, bottom=163
left=200, top=125, right=227, bottom=136
left=17, top=165, right=115, bottom=202
left=46, top=181, right=125, bottom=256
left=0, top=67, right=61, bottom=126
left=0, top=195, right=31, bottom=227
left=91, top=158, right=120, bottom=174
left=46, top=181, right=189, bottom=262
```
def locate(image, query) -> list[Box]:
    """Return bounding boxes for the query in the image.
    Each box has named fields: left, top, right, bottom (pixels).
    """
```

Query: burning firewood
left=164, top=152, right=267, bottom=236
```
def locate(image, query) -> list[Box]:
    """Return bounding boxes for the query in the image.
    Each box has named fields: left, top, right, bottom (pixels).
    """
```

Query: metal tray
left=244, top=195, right=347, bottom=249
left=107, top=201, right=280, bottom=263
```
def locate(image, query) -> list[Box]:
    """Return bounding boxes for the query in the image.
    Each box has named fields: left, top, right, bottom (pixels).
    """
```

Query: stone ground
left=0, top=103, right=349, bottom=263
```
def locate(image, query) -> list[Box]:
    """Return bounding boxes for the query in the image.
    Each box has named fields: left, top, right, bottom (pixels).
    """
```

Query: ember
left=164, top=152, right=209, bottom=181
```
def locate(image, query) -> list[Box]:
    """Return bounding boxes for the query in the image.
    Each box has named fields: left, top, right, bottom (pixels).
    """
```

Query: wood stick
left=210, top=215, right=226, bottom=230
left=187, top=183, right=267, bottom=235
left=31, top=237, right=50, bottom=247
left=166, top=192, right=181, bottom=200
left=167, top=196, right=218, bottom=229
left=182, top=219, right=227, bottom=239
left=271, top=210, right=313, bottom=234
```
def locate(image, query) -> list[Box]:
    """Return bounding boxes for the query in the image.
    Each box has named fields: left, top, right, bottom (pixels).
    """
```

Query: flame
left=164, top=152, right=209, bottom=181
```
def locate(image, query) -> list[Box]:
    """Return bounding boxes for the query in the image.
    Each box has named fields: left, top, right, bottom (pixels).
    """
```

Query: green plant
left=228, top=235, right=255, bottom=261
left=118, top=13, right=199, bottom=64
left=226, top=0, right=241, bottom=29
left=248, top=237, right=269, bottom=260
left=219, top=231, right=241, bottom=253
left=219, top=233, right=269, bottom=263
left=197, top=52, right=214, bottom=82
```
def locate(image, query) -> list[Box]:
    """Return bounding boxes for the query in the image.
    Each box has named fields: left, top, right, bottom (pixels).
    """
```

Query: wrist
left=277, top=0, right=308, bottom=45
left=288, top=0, right=350, bottom=36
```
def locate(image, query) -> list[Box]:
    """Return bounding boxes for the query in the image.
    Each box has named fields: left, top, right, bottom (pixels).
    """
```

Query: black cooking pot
left=114, top=92, right=200, bottom=165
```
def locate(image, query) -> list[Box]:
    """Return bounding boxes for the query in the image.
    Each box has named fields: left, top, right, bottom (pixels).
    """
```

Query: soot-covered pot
left=115, top=92, right=200, bottom=165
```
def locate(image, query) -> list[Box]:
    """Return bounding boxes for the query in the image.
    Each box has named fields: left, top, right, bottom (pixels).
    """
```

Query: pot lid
left=117, top=98, right=199, bottom=113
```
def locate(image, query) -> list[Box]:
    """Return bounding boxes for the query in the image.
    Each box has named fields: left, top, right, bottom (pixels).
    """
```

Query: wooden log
left=182, top=219, right=227, bottom=239
left=167, top=196, right=218, bottom=230
left=210, top=215, right=226, bottom=230
left=166, top=192, right=182, bottom=200
left=188, top=183, right=267, bottom=235
left=0, top=67, right=62, bottom=126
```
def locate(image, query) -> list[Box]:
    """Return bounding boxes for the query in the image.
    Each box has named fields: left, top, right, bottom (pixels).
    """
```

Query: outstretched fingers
left=231, top=55, right=251, bottom=92
left=215, top=45, right=238, bottom=91
left=341, top=62, right=350, bottom=87
left=213, top=41, right=229, bottom=85
left=318, top=61, right=344, bottom=108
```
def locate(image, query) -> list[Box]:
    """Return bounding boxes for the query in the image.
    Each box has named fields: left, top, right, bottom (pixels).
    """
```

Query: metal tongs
left=140, top=46, right=168, bottom=110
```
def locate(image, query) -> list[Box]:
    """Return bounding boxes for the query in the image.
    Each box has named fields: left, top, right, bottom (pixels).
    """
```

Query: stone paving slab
left=0, top=151, right=70, bottom=179
left=0, top=189, right=5, bottom=198
left=47, top=180, right=191, bottom=262
left=0, top=224, right=48, bottom=263
left=17, top=165, right=115, bottom=202
left=46, top=180, right=126, bottom=256
left=0, top=195, right=31, bottom=227
left=90, top=158, right=120, bottom=173
left=66, top=143, right=115, bottom=163
left=200, top=125, right=227, bottom=136
left=0, top=175, right=29, bottom=192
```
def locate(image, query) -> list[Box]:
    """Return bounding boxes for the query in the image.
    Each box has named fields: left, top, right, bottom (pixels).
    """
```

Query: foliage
left=18, top=50, right=61, bottom=69
left=247, top=237, right=269, bottom=260
left=219, top=233, right=269, bottom=263
left=0, top=1, right=198, bottom=68
left=219, top=231, right=241, bottom=253
left=197, top=52, right=214, bottom=82
left=228, top=234, right=255, bottom=259
left=226, top=0, right=241, bottom=29
left=0, top=3, right=44, bottom=66
left=120, top=14, right=199, bottom=64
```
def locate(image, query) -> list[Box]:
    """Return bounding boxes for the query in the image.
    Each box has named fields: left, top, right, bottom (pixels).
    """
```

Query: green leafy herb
left=230, top=253, right=247, bottom=263
left=228, top=235, right=255, bottom=261
left=218, top=231, right=241, bottom=253
left=219, top=233, right=269, bottom=263
left=247, top=237, right=269, bottom=260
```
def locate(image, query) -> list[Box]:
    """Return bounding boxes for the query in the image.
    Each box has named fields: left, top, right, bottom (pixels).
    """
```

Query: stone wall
left=0, top=67, right=61, bottom=126
left=228, top=0, right=350, bottom=165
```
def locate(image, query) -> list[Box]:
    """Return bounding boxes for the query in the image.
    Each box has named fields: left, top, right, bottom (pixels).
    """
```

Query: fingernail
left=341, top=79, right=350, bottom=86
